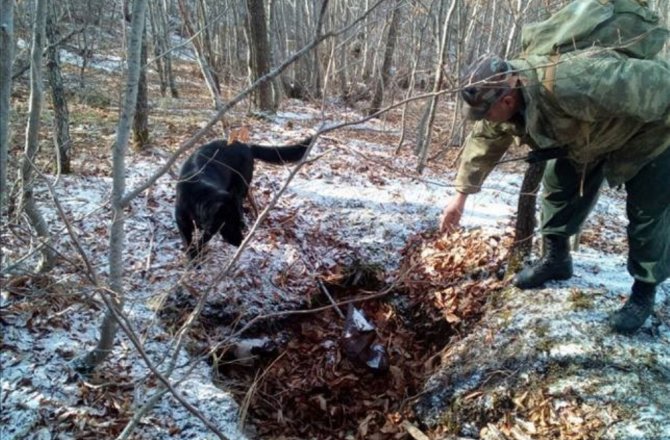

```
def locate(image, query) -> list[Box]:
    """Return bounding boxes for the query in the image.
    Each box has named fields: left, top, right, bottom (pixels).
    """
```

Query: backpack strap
left=542, top=53, right=561, bottom=94
left=540, top=52, right=591, bottom=183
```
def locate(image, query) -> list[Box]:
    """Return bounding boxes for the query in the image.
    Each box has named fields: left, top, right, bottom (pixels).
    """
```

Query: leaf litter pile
left=162, top=228, right=511, bottom=439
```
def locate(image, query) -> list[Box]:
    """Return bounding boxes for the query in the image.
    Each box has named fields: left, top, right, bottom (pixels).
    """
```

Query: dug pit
left=159, top=230, right=511, bottom=439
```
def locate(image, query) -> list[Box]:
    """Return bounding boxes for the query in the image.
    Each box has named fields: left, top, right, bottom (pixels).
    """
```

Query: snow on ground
left=2, top=104, right=668, bottom=439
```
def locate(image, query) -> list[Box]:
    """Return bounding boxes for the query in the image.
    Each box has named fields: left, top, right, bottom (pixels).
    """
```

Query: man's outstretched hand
left=440, top=192, right=468, bottom=233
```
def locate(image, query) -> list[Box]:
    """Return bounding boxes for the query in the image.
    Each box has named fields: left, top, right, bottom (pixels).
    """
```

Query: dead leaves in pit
left=222, top=229, right=512, bottom=439
left=398, top=229, right=511, bottom=331
left=227, top=299, right=433, bottom=440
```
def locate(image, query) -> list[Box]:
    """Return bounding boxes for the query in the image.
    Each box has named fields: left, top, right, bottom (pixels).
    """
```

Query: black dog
left=175, top=137, right=311, bottom=260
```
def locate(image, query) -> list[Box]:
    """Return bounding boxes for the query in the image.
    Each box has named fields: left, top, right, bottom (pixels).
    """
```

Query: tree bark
left=148, top=0, right=167, bottom=97
left=77, top=0, right=148, bottom=373
left=506, top=161, right=546, bottom=276
left=177, top=0, right=222, bottom=109
left=395, top=9, right=431, bottom=155
left=160, top=0, right=179, bottom=97
left=132, top=26, right=150, bottom=151
left=45, top=10, right=72, bottom=174
left=367, top=0, right=401, bottom=116
left=20, top=0, right=55, bottom=273
left=0, top=0, right=14, bottom=221
left=415, top=0, right=458, bottom=174
left=246, top=0, right=276, bottom=113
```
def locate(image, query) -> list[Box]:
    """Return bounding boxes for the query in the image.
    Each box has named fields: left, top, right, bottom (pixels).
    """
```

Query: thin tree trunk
left=177, top=0, right=222, bottom=109
left=196, top=0, right=219, bottom=77
left=395, top=10, right=430, bottom=154
left=46, top=10, right=72, bottom=174
left=246, top=0, right=275, bottom=112
left=368, top=0, right=401, bottom=116
left=132, top=27, right=149, bottom=151
left=20, top=0, right=55, bottom=273
left=161, top=0, right=178, bottom=97
left=507, top=161, right=545, bottom=275
left=0, top=0, right=14, bottom=221
left=76, top=0, right=148, bottom=373
left=336, top=1, right=349, bottom=99
left=444, top=0, right=469, bottom=149
left=415, top=0, right=458, bottom=173
left=361, top=0, right=373, bottom=81
left=148, top=0, right=167, bottom=96
left=486, top=0, right=497, bottom=52
left=504, top=0, right=532, bottom=58
left=308, top=2, right=322, bottom=99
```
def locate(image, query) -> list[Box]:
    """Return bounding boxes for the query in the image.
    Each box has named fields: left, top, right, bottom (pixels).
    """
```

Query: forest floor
left=1, top=49, right=669, bottom=440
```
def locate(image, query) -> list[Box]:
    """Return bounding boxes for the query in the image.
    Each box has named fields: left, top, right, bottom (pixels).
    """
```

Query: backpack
left=521, top=0, right=669, bottom=59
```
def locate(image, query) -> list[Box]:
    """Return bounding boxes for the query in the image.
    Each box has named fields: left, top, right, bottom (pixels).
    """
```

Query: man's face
left=484, top=91, right=518, bottom=123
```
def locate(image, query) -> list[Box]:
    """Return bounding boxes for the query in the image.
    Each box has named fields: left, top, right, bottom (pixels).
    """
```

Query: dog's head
left=210, top=191, right=244, bottom=247
left=221, top=221, right=244, bottom=246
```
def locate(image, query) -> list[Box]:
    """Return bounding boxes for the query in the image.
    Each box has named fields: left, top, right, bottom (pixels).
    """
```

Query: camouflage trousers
left=540, top=146, right=670, bottom=285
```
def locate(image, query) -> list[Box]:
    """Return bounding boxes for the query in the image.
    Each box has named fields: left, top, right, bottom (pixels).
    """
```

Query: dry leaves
left=202, top=229, right=513, bottom=439
left=479, top=387, right=610, bottom=440
left=398, top=229, right=511, bottom=332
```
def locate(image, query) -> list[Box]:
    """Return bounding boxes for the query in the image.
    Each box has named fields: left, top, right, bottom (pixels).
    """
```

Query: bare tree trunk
left=76, top=0, right=148, bottom=373
left=308, top=2, right=322, bottom=99
left=196, top=0, right=220, bottom=75
left=367, top=0, right=401, bottom=116
left=336, top=1, right=349, bottom=99
left=133, top=27, right=150, bottom=151
left=0, top=0, right=13, bottom=222
left=444, top=0, right=468, bottom=149
left=19, top=0, right=55, bottom=273
left=415, top=0, right=458, bottom=174
left=361, top=0, right=374, bottom=81
left=160, top=0, right=178, bottom=97
left=177, top=0, right=222, bottom=109
left=45, top=9, right=72, bottom=174
left=506, top=161, right=545, bottom=275
left=504, top=0, right=533, bottom=58
left=246, top=0, right=275, bottom=112
left=395, top=10, right=430, bottom=154
left=486, top=0, right=497, bottom=52
left=148, top=0, right=167, bottom=97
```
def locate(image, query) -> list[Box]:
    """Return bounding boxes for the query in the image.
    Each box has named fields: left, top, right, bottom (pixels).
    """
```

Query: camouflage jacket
left=455, top=49, right=670, bottom=194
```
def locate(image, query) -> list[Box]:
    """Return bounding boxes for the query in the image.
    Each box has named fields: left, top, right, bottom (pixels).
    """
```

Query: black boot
left=513, top=235, right=573, bottom=289
left=609, top=280, right=656, bottom=334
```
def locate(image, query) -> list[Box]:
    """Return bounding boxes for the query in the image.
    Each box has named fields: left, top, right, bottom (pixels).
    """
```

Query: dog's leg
left=176, top=207, right=196, bottom=256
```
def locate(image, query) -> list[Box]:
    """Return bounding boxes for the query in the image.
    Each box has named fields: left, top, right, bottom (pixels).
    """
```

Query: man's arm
left=440, top=191, right=468, bottom=233
left=453, top=120, right=516, bottom=194
left=441, top=120, right=515, bottom=233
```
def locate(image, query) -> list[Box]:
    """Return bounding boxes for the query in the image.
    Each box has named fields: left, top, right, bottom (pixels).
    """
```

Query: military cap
left=460, top=54, right=513, bottom=120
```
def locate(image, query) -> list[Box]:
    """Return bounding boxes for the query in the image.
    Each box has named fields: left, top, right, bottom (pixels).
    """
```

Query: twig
left=238, top=351, right=287, bottom=431
left=116, top=387, right=169, bottom=440
left=317, top=279, right=346, bottom=319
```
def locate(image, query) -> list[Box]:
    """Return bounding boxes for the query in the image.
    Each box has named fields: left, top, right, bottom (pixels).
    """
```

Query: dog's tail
left=249, top=137, right=312, bottom=164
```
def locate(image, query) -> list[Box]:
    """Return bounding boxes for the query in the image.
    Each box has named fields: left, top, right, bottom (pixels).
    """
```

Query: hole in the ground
left=211, top=267, right=448, bottom=439
left=159, top=229, right=510, bottom=438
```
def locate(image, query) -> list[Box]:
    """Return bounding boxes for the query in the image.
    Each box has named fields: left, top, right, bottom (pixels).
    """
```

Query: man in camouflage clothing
left=440, top=50, right=670, bottom=334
